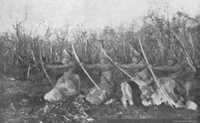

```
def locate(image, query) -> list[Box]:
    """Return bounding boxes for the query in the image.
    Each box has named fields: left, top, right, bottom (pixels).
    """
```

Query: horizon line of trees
left=0, top=10, right=200, bottom=81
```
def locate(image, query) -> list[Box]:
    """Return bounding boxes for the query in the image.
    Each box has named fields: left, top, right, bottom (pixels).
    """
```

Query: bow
left=71, top=43, right=101, bottom=91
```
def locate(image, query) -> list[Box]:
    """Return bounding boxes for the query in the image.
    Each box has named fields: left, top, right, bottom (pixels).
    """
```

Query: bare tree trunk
left=188, top=33, right=195, bottom=60
left=123, top=32, right=127, bottom=61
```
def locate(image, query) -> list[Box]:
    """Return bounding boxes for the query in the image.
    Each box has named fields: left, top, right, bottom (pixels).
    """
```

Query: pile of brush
left=41, top=96, right=94, bottom=123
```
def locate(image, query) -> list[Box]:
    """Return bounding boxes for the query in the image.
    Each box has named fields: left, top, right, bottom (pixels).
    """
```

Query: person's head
left=131, top=53, right=141, bottom=63
left=131, top=56, right=139, bottom=63
left=194, top=60, right=200, bottom=68
left=99, top=49, right=109, bottom=64
left=62, top=49, right=71, bottom=64
left=130, top=47, right=141, bottom=63
left=168, top=58, right=178, bottom=66
left=100, top=57, right=109, bottom=64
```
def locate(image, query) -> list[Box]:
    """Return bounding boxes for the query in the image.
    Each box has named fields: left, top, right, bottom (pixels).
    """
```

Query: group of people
left=44, top=46, right=197, bottom=110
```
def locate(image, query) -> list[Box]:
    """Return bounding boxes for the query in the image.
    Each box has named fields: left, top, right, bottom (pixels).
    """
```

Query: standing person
left=44, top=49, right=80, bottom=101
left=80, top=49, right=116, bottom=105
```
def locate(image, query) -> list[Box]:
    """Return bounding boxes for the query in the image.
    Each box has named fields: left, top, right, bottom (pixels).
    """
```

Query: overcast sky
left=0, top=0, right=199, bottom=35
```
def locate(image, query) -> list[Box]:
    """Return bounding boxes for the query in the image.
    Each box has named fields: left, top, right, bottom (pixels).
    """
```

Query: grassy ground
left=0, top=73, right=199, bottom=123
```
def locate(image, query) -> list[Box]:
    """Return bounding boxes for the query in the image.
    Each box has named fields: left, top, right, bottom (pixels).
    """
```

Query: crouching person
left=44, top=49, right=80, bottom=101
left=81, top=49, right=116, bottom=105
left=116, top=49, right=155, bottom=107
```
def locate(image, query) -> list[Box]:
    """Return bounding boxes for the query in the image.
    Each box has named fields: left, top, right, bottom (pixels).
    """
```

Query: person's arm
left=46, top=62, right=74, bottom=69
left=119, top=63, right=146, bottom=69
left=98, top=63, right=114, bottom=70
left=84, top=63, right=100, bottom=69
left=153, top=65, right=181, bottom=72
left=84, top=62, right=114, bottom=70
left=152, top=65, right=170, bottom=71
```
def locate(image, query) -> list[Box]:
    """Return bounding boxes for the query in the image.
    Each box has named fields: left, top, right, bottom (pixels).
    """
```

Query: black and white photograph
left=0, top=0, right=200, bottom=122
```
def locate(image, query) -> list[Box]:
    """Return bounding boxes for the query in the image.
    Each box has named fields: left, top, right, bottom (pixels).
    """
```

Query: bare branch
left=17, top=11, right=28, bottom=27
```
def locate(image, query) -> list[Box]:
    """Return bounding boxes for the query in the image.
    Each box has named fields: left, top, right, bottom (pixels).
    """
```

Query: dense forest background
left=0, top=11, right=200, bottom=82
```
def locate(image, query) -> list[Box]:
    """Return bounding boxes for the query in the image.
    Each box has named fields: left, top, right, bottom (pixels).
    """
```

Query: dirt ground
left=0, top=74, right=199, bottom=123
